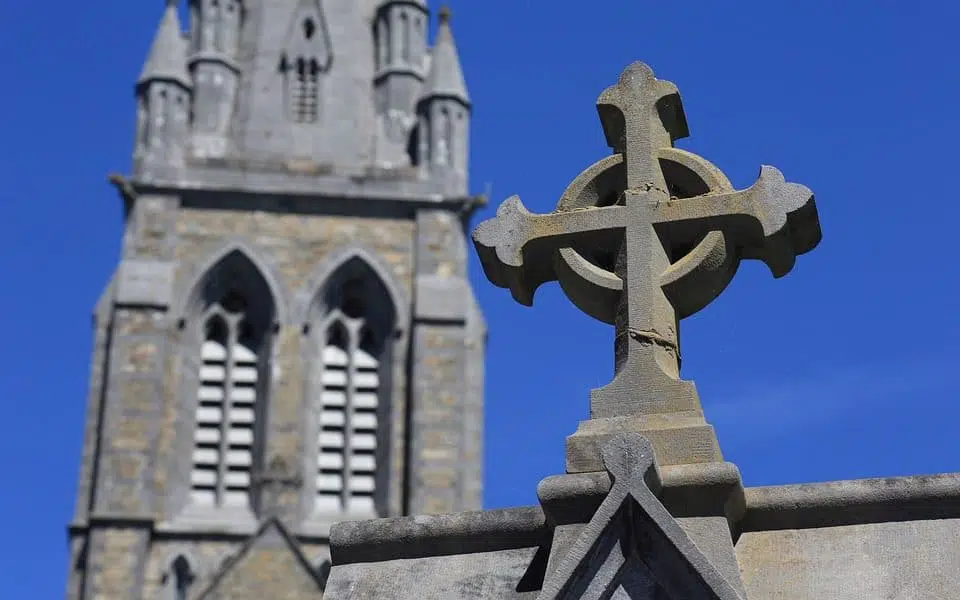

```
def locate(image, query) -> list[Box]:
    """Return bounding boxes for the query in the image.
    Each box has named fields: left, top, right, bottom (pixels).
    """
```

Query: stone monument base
left=565, top=411, right=723, bottom=473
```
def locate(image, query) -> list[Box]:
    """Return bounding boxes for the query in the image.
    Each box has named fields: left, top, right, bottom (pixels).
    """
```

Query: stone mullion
left=311, top=322, right=327, bottom=509
left=219, top=311, right=240, bottom=506
left=343, top=318, right=362, bottom=508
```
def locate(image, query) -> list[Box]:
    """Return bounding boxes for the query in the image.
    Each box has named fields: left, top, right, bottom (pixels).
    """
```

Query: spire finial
left=438, top=5, right=451, bottom=25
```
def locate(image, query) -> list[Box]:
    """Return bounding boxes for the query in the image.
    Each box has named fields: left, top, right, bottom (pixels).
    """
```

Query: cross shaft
left=472, top=62, right=821, bottom=467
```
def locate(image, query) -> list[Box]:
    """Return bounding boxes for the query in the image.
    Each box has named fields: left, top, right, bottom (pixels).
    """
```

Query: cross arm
left=472, top=196, right=625, bottom=305
left=653, top=166, right=821, bottom=277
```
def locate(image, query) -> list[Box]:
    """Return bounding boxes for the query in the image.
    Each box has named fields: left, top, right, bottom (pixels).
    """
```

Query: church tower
left=66, top=1, right=484, bottom=598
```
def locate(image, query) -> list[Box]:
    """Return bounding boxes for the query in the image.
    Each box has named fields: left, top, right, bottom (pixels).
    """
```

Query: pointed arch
left=280, top=0, right=332, bottom=124
left=174, top=239, right=288, bottom=325
left=294, top=245, right=407, bottom=330
left=161, top=552, right=198, bottom=600
left=173, top=240, right=284, bottom=518
left=299, top=246, right=407, bottom=519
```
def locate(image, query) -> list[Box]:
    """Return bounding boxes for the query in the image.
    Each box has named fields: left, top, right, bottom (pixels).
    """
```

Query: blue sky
left=2, top=0, right=960, bottom=596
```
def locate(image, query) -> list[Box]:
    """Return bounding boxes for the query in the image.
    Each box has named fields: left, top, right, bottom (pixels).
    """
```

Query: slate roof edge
left=329, top=506, right=549, bottom=565
left=740, top=472, right=960, bottom=533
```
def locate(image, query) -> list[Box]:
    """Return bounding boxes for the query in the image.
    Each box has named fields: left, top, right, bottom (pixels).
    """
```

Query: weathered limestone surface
left=325, top=59, right=959, bottom=600
left=80, top=527, right=150, bottom=599
left=324, top=469, right=960, bottom=599
left=473, top=62, right=820, bottom=473
left=470, top=59, right=822, bottom=593
left=538, top=434, right=743, bottom=598
left=326, top=548, right=541, bottom=599
left=738, top=518, right=960, bottom=599
left=195, top=520, right=325, bottom=599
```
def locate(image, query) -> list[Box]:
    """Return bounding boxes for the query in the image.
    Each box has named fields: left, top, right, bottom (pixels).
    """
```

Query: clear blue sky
left=2, top=0, right=960, bottom=596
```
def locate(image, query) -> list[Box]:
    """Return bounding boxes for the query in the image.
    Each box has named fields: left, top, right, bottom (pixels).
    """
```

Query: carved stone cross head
left=473, top=62, right=821, bottom=420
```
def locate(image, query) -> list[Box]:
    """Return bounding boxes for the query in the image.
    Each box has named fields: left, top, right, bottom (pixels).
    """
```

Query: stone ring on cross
left=472, top=62, right=822, bottom=418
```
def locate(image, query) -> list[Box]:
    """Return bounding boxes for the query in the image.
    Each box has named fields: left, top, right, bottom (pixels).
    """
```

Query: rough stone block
left=414, top=274, right=467, bottom=321
left=565, top=414, right=722, bottom=473
left=115, top=259, right=175, bottom=308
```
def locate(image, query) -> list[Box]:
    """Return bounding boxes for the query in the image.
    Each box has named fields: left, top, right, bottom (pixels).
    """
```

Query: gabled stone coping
left=329, top=471, right=960, bottom=566
left=740, top=472, right=960, bottom=533
left=330, top=507, right=549, bottom=565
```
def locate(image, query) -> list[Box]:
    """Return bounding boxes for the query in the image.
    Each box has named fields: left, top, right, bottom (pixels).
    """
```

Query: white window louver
left=190, top=332, right=258, bottom=510
left=315, top=339, right=380, bottom=515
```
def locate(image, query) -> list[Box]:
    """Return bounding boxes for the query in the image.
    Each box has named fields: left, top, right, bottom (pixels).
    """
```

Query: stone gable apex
left=538, top=434, right=743, bottom=600
left=196, top=517, right=326, bottom=599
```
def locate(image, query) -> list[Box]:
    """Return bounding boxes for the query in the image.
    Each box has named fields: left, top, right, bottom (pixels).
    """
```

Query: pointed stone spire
left=424, top=6, right=470, bottom=104
left=138, top=0, right=192, bottom=89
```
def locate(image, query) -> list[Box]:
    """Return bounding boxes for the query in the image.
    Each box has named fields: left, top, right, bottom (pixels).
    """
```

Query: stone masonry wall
left=81, top=526, right=150, bottom=599
left=407, top=209, right=481, bottom=514
left=141, top=538, right=239, bottom=598
left=152, top=204, right=417, bottom=521
left=74, top=193, right=483, bottom=598
left=201, top=542, right=322, bottom=600
left=93, top=307, right=169, bottom=516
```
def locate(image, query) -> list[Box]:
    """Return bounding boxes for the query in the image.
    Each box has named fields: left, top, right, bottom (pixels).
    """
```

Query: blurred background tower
left=66, top=1, right=485, bottom=597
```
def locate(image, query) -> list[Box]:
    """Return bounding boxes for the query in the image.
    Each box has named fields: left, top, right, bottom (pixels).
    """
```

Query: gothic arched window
left=289, top=56, right=321, bottom=124
left=310, top=258, right=396, bottom=517
left=280, top=5, right=332, bottom=125
left=162, top=555, right=195, bottom=600
left=185, top=250, right=276, bottom=514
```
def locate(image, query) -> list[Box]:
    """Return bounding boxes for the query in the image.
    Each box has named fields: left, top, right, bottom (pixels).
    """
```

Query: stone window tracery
left=183, top=250, right=275, bottom=516
left=315, top=314, right=381, bottom=515
left=309, top=259, right=396, bottom=518
left=280, top=6, right=331, bottom=125
left=289, top=56, right=321, bottom=123
left=190, top=298, right=259, bottom=509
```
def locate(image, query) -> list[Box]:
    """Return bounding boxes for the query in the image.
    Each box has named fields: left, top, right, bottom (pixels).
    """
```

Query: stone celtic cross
left=473, top=62, right=821, bottom=469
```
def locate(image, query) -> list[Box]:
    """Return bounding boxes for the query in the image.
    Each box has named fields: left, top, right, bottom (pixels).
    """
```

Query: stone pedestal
left=541, top=450, right=747, bottom=596
left=566, top=411, right=722, bottom=473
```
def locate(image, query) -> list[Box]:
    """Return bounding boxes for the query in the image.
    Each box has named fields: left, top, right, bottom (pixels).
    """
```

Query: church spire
left=138, top=0, right=191, bottom=90
left=416, top=6, right=471, bottom=194
left=134, top=1, right=193, bottom=169
left=423, top=7, right=469, bottom=104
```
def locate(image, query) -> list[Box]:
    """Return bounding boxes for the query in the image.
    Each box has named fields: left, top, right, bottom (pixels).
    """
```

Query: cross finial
left=473, top=62, right=821, bottom=471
